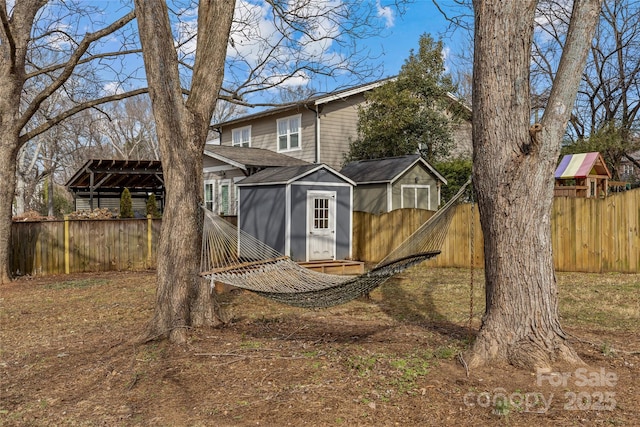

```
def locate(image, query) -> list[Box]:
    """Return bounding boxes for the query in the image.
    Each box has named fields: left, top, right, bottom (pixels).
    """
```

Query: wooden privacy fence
left=11, top=216, right=161, bottom=276
left=10, top=188, right=640, bottom=276
left=353, top=187, right=640, bottom=273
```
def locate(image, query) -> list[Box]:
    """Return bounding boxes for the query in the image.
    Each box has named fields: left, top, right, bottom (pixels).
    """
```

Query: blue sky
left=367, top=1, right=469, bottom=78
left=91, top=1, right=469, bottom=104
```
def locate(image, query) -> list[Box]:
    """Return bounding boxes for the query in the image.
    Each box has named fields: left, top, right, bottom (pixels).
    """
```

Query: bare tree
left=0, top=1, right=147, bottom=283
left=469, top=0, right=602, bottom=368
left=97, top=97, right=159, bottom=160
left=532, top=0, right=640, bottom=164
left=135, top=0, right=401, bottom=343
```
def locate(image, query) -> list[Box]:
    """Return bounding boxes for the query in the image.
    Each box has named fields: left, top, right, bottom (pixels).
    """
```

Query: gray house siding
left=391, top=165, right=440, bottom=210
left=220, top=108, right=317, bottom=165
left=318, top=93, right=365, bottom=170
left=238, top=186, right=287, bottom=255
left=203, top=155, right=245, bottom=215
left=353, top=184, right=388, bottom=213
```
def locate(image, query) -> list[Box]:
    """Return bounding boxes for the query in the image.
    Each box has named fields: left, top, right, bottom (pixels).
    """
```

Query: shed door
left=307, top=191, right=336, bottom=261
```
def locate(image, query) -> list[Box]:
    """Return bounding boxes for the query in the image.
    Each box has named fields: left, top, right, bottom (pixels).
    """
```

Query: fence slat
left=10, top=188, right=640, bottom=277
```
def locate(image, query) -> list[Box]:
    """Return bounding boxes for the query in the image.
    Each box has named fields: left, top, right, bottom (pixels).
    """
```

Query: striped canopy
left=555, top=152, right=611, bottom=179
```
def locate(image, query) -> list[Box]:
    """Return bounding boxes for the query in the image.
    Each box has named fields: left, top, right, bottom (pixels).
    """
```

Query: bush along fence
left=11, top=216, right=161, bottom=276
left=10, top=187, right=640, bottom=276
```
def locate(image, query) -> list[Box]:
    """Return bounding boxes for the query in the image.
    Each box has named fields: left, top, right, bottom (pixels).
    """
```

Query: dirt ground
left=1, top=268, right=638, bottom=426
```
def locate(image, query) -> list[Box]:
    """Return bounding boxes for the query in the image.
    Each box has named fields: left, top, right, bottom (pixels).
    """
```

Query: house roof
left=65, top=159, right=164, bottom=191
left=204, top=145, right=309, bottom=170
left=211, top=77, right=472, bottom=132
left=236, top=164, right=355, bottom=186
left=211, top=77, right=395, bottom=129
left=555, top=152, right=612, bottom=179
left=340, top=155, right=447, bottom=185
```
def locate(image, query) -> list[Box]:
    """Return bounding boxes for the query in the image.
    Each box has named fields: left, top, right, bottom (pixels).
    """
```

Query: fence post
left=64, top=215, right=70, bottom=274
left=147, top=214, right=152, bottom=268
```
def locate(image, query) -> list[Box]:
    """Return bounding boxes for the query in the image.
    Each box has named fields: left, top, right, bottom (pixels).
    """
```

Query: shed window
left=314, top=198, right=330, bottom=229
left=232, top=126, right=251, bottom=147
left=277, top=115, right=301, bottom=152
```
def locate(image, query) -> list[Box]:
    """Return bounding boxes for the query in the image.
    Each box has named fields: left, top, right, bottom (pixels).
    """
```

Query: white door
left=307, top=191, right=336, bottom=261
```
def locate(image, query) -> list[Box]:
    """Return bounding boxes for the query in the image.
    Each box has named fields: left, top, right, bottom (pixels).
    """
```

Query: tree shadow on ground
left=375, top=272, right=477, bottom=343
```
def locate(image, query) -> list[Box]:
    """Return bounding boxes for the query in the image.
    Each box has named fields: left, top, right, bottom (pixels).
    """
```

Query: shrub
left=146, top=193, right=161, bottom=218
left=119, top=188, right=134, bottom=218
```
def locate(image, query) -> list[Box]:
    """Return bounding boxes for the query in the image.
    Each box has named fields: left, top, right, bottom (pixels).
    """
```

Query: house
left=617, top=150, right=640, bottom=183
left=340, top=155, right=447, bottom=213
left=210, top=78, right=473, bottom=172
left=554, top=152, right=612, bottom=198
left=203, top=145, right=309, bottom=215
left=65, top=159, right=164, bottom=215
left=236, top=164, right=355, bottom=262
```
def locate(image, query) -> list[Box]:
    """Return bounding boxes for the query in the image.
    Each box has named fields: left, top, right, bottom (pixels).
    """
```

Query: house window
left=277, top=115, right=301, bottom=152
left=219, top=182, right=230, bottom=215
left=232, top=126, right=251, bottom=147
left=204, top=180, right=215, bottom=211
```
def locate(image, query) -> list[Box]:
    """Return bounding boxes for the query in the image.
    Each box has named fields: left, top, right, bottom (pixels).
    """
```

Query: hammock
left=201, top=179, right=471, bottom=308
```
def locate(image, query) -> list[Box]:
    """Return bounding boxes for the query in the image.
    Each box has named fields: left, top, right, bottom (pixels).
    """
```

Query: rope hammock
left=201, top=179, right=472, bottom=308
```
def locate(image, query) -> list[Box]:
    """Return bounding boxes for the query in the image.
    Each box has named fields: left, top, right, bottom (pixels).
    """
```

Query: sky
left=365, top=1, right=470, bottom=79
left=57, top=1, right=471, bottom=106
left=215, top=0, right=472, bottom=105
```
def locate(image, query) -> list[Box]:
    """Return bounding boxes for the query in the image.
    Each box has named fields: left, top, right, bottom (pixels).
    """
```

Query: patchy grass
left=44, top=277, right=110, bottom=290
left=0, top=268, right=638, bottom=426
left=557, top=271, right=640, bottom=331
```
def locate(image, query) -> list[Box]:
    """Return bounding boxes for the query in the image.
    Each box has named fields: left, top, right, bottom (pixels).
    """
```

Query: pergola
left=66, top=159, right=164, bottom=212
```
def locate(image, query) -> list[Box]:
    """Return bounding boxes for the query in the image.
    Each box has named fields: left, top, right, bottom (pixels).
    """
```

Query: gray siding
left=318, top=93, right=364, bottom=170
left=238, top=186, right=287, bottom=255
left=391, top=164, right=440, bottom=210
left=451, top=121, right=473, bottom=159
left=203, top=170, right=245, bottom=215
left=299, top=168, right=347, bottom=184
left=353, top=184, right=388, bottom=213
left=220, top=108, right=317, bottom=164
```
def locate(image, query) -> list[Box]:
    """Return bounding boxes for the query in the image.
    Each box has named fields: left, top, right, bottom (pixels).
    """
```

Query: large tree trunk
left=135, top=0, right=235, bottom=343
left=469, top=0, right=602, bottom=369
left=0, top=139, right=19, bottom=284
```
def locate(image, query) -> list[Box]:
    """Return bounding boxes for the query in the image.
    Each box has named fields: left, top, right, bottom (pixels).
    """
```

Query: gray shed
left=340, top=155, right=447, bottom=213
left=236, top=164, right=355, bottom=262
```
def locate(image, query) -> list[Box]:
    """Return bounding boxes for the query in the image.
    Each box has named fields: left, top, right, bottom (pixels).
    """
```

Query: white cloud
left=376, top=1, right=394, bottom=28
left=103, top=82, right=124, bottom=95
left=44, top=23, right=73, bottom=51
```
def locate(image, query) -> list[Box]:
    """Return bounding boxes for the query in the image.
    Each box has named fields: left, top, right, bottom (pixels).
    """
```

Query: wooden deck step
left=298, top=260, right=365, bottom=275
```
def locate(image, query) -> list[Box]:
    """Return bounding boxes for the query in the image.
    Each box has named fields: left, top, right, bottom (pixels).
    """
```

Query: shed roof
left=65, top=159, right=164, bottom=191
left=204, top=145, right=309, bottom=170
left=555, top=152, right=612, bottom=179
left=340, top=155, right=447, bottom=185
left=236, top=164, right=355, bottom=186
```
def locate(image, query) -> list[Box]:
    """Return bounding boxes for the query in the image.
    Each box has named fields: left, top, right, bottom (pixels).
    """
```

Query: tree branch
left=0, top=4, right=16, bottom=70
left=541, top=0, right=603, bottom=149
left=19, top=88, right=148, bottom=145
left=25, top=48, right=143, bottom=80
left=18, top=10, right=136, bottom=132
